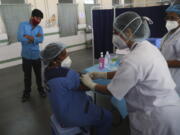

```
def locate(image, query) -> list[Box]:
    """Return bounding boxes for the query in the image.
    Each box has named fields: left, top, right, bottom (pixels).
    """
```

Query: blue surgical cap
left=40, top=42, right=65, bottom=65
left=166, top=4, right=180, bottom=15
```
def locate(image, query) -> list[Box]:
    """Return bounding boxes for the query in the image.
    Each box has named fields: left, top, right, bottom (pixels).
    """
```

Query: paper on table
left=115, top=48, right=130, bottom=55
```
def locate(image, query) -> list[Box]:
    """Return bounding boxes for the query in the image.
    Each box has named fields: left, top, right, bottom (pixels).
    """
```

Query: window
left=112, top=0, right=132, bottom=5
left=112, top=0, right=120, bottom=5
left=85, top=0, right=95, bottom=4
left=1, top=0, right=25, bottom=4
left=58, top=0, right=74, bottom=3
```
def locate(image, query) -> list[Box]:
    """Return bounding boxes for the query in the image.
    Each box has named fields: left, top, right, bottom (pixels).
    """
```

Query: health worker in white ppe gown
left=160, top=4, right=180, bottom=95
left=81, top=11, right=180, bottom=135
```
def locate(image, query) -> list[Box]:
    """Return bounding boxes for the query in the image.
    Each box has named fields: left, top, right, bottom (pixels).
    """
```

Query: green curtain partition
left=84, top=4, right=99, bottom=28
left=0, top=12, right=6, bottom=34
left=1, top=0, right=25, bottom=4
left=0, top=4, right=31, bottom=44
left=57, top=3, right=78, bottom=37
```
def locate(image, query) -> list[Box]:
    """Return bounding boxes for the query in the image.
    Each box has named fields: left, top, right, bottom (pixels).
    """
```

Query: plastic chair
left=50, top=114, right=90, bottom=135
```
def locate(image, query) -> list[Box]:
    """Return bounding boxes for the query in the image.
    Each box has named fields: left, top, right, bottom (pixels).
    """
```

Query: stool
left=50, top=114, right=90, bottom=135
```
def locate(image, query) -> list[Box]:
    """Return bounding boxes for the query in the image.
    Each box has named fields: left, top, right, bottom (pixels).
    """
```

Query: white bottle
left=104, top=51, right=110, bottom=68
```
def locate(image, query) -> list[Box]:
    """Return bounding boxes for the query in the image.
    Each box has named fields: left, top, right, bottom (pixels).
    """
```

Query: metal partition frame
left=91, top=5, right=115, bottom=65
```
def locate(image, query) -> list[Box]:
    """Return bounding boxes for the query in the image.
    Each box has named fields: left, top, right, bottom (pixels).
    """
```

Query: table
left=84, top=64, right=128, bottom=119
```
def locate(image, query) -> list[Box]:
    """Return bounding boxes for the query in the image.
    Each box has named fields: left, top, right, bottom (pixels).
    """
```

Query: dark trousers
left=22, top=58, right=43, bottom=94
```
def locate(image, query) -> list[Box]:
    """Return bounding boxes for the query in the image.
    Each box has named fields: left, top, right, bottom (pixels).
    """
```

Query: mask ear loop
left=171, top=0, right=176, bottom=5
left=132, top=16, right=153, bottom=40
left=129, top=16, right=153, bottom=37
left=130, top=17, right=153, bottom=49
left=142, top=16, right=153, bottom=25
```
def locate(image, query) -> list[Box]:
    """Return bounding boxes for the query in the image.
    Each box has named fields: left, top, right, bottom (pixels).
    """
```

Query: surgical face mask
left=61, top=56, right=72, bottom=68
left=166, top=20, right=179, bottom=32
left=112, top=34, right=127, bottom=49
left=32, top=18, right=40, bottom=26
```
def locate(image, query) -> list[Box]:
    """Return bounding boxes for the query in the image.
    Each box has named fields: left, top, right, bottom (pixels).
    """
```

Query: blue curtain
left=93, top=9, right=114, bottom=59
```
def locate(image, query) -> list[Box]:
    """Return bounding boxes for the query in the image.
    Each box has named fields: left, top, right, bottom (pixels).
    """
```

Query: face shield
left=113, top=11, right=152, bottom=42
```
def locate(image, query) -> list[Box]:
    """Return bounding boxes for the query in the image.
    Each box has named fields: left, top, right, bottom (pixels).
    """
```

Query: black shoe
left=22, top=92, right=30, bottom=102
left=39, top=90, right=46, bottom=98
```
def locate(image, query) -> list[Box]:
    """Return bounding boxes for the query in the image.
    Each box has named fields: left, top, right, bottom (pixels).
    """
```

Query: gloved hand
left=81, top=74, right=97, bottom=90
left=88, top=72, right=107, bottom=79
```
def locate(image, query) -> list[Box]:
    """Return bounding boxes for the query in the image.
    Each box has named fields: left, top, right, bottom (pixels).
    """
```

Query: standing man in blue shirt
left=17, top=9, right=46, bottom=102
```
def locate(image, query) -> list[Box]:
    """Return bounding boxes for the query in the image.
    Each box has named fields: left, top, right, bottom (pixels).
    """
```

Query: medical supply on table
left=106, top=54, right=120, bottom=70
left=115, top=48, right=130, bottom=55
left=84, top=61, right=128, bottom=119
left=104, top=51, right=110, bottom=68
left=99, top=52, right=104, bottom=70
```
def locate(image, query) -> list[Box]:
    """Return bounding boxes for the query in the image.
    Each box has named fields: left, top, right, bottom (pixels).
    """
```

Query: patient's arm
left=78, top=83, right=91, bottom=91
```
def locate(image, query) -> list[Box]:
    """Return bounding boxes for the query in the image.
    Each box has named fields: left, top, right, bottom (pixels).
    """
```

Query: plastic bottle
left=104, top=51, right=110, bottom=68
left=99, top=52, right=104, bottom=70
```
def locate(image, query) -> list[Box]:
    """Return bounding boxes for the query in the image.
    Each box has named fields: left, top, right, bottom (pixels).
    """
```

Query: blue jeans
left=22, top=58, right=43, bottom=93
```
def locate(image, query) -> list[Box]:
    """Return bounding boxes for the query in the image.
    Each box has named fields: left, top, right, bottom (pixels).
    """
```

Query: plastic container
left=99, top=52, right=104, bottom=70
left=104, top=51, right=110, bottom=68
left=109, top=54, right=119, bottom=66
left=50, top=114, right=90, bottom=135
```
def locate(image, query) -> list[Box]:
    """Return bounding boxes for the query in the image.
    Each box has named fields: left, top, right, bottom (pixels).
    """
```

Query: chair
left=50, top=114, right=90, bottom=135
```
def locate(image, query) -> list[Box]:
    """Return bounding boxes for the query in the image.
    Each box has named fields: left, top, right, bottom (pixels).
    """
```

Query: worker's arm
left=95, top=84, right=112, bottom=95
left=89, top=71, right=116, bottom=80
left=167, top=60, right=180, bottom=68
left=107, top=71, right=116, bottom=79
left=167, top=39, right=180, bottom=67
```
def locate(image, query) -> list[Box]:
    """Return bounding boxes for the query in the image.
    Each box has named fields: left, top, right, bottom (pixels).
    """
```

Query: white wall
left=132, top=0, right=162, bottom=6
left=99, top=0, right=113, bottom=8
left=27, top=0, right=58, bottom=27
left=0, top=0, right=127, bottom=69
left=76, top=0, right=86, bottom=24
left=0, top=0, right=90, bottom=69
left=0, top=29, right=87, bottom=69
left=0, top=15, right=6, bottom=34
left=102, top=0, right=112, bottom=7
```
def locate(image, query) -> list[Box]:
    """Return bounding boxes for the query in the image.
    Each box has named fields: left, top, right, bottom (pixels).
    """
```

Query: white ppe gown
left=160, top=28, right=180, bottom=95
left=108, top=41, right=180, bottom=135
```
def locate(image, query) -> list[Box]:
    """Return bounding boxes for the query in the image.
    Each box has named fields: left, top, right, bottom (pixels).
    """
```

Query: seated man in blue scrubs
left=40, top=42, right=112, bottom=135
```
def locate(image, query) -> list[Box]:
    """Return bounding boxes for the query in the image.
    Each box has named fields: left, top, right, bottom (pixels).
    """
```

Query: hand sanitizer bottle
left=99, top=52, right=104, bottom=70
left=104, top=51, right=110, bottom=68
